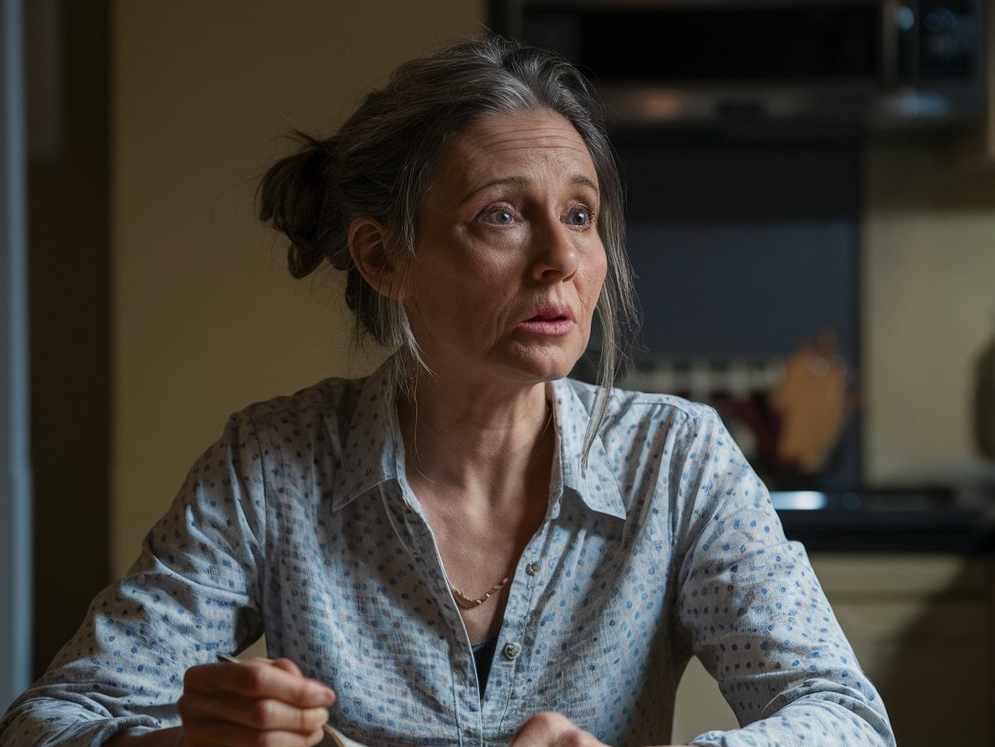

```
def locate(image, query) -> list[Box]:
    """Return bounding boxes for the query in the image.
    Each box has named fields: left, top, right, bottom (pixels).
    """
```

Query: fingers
left=510, top=712, right=606, bottom=747
left=179, top=658, right=336, bottom=747
left=269, top=657, right=305, bottom=678
left=185, top=659, right=336, bottom=708
left=178, top=686, right=331, bottom=731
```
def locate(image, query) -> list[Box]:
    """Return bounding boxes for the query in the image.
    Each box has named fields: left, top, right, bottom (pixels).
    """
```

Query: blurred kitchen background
left=2, top=1, right=994, bottom=745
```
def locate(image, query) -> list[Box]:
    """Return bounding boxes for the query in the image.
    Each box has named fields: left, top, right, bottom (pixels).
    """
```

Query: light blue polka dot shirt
left=0, top=361, right=894, bottom=747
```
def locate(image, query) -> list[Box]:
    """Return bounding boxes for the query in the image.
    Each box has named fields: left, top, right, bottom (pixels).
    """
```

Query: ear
left=347, top=217, right=410, bottom=301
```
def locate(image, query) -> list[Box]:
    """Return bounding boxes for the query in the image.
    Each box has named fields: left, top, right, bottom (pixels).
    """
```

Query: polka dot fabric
left=0, top=361, right=894, bottom=747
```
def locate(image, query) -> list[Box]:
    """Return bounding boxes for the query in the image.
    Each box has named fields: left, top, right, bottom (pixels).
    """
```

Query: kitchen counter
left=771, top=485, right=995, bottom=553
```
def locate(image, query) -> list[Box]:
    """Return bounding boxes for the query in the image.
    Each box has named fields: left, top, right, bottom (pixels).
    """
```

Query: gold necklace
left=448, top=576, right=510, bottom=609
left=444, top=400, right=548, bottom=611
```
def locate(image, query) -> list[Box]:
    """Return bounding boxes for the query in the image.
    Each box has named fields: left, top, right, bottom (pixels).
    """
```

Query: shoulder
left=237, top=375, right=365, bottom=424
left=557, top=376, right=725, bottom=439
left=215, top=373, right=379, bottom=459
left=553, top=378, right=743, bottom=490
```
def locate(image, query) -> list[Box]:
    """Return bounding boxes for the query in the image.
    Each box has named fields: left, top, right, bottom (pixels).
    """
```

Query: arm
left=104, top=658, right=334, bottom=747
left=671, top=409, right=893, bottom=747
left=0, top=414, right=271, bottom=747
left=488, top=404, right=890, bottom=747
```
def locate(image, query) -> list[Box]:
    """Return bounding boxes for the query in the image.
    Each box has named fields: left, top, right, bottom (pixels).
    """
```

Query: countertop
left=771, top=485, right=995, bottom=553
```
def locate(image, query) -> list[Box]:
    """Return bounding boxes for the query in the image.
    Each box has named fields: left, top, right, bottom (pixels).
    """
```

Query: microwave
left=489, top=0, right=988, bottom=133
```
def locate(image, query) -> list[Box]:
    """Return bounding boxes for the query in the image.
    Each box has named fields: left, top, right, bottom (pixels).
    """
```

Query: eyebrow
left=460, top=174, right=600, bottom=205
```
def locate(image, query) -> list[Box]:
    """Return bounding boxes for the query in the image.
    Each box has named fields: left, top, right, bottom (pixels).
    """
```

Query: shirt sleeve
left=0, top=414, right=268, bottom=747
left=671, top=407, right=895, bottom=747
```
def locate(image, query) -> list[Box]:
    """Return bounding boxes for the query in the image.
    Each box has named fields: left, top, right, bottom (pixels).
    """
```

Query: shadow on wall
left=832, top=560, right=994, bottom=747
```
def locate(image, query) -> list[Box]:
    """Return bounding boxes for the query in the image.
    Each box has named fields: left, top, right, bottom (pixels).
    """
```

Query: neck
left=398, top=375, right=554, bottom=506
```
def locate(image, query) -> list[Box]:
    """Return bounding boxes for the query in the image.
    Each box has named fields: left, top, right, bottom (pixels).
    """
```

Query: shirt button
left=525, top=562, right=540, bottom=576
left=502, top=642, right=522, bottom=660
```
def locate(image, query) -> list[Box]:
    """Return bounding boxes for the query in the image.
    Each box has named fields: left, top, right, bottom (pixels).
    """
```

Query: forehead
left=435, top=110, right=598, bottom=185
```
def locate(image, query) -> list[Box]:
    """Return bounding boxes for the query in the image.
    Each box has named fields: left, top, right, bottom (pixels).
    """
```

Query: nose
left=530, top=214, right=579, bottom=283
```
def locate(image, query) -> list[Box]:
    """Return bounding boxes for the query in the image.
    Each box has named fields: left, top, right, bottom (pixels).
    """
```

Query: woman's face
left=401, top=110, right=608, bottom=390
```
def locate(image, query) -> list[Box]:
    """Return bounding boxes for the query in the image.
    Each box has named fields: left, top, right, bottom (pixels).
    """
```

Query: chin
left=492, top=335, right=589, bottom=383
left=501, top=352, right=583, bottom=384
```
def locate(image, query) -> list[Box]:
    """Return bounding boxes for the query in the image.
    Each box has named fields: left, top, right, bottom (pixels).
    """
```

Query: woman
left=0, top=36, right=893, bottom=747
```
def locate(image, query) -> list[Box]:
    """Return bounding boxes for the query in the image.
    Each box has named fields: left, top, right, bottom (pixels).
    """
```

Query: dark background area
left=26, top=0, right=111, bottom=676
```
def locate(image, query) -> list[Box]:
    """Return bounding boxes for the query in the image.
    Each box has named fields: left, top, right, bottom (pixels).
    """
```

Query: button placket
left=482, top=527, right=550, bottom=715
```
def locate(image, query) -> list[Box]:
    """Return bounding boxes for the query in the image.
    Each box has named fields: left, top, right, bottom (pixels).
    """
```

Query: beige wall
left=862, top=146, right=995, bottom=484
left=111, top=1, right=487, bottom=574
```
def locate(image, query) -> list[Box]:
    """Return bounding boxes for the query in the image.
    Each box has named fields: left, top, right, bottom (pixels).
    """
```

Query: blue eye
left=490, top=209, right=514, bottom=225
left=567, top=210, right=591, bottom=226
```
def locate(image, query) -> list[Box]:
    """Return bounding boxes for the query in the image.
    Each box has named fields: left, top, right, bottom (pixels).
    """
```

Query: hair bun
left=258, top=134, right=347, bottom=278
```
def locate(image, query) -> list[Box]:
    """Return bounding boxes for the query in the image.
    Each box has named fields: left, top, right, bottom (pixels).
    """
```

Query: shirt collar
left=548, top=378, right=627, bottom=521
left=326, top=362, right=626, bottom=521
left=326, top=360, right=404, bottom=511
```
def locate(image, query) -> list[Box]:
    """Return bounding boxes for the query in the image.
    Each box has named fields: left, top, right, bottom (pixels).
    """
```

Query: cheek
left=581, top=250, right=609, bottom=304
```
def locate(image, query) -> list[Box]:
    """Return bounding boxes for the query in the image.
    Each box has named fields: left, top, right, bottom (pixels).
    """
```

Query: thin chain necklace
left=444, top=399, right=550, bottom=611
left=448, top=576, right=510, bottom=609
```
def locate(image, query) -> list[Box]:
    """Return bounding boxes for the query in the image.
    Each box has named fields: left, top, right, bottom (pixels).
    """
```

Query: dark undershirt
left=471, top=638, right=498, bottom=696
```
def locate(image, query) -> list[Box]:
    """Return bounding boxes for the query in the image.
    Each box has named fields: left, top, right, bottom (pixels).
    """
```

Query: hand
left=509, top=712, right=689, bottom=747
left=176, top=656, right=336, bottom=747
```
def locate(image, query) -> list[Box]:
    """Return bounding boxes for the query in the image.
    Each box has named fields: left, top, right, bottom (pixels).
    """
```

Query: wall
left=27, top=0, right=111, bottom=676
left=862, top=145, right=995, bottom=485
left=111, top=1, right=487, bottom=574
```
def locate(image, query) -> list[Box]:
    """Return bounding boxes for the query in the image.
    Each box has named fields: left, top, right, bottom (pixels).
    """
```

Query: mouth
left=524, top=305, right=575, bottom=324
left=518, top=305, right=576, bottom=336
left=525, top=312, right=571, bottom=324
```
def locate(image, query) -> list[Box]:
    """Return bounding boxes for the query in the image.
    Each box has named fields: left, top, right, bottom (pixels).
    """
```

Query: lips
left=524, top=304, right=574, bottom=324
left=518, top=304, right=576, bottom=336
left=525, top=311, right=570, bottom=324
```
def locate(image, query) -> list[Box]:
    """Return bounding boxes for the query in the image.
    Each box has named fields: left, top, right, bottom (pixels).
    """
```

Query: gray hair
left=258, top=35, right=638, bottom=460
